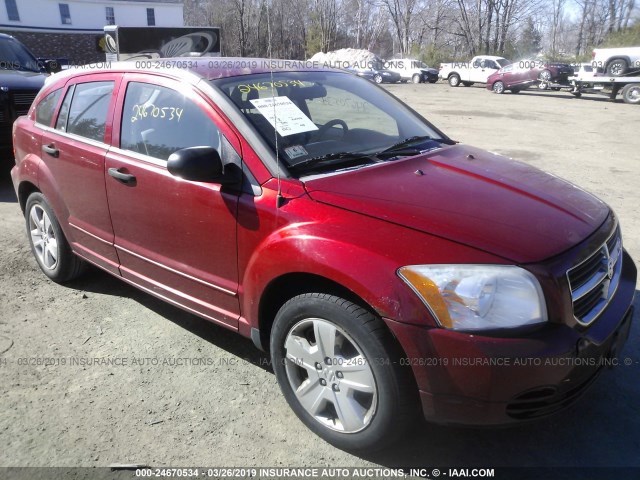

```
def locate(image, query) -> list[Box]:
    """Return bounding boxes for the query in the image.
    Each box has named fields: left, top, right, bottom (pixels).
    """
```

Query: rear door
left=40, top=74, right=121, bottom=274
left=105, top=74, right=241, bottom=328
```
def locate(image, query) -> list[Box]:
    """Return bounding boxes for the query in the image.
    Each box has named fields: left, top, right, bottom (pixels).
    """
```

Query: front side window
left=120, top=82, right=221, bottom=161
left=35, top=89, right=62, bottom=126
left=105, top=6, right=115, bottom=25
left=64, top=81, right=114, bottom=142
left=59, top=3, right=71, bottom=24
left=5, top=0, right=19, bottom=21
left=146, top=8, right=155, bottom=26
left=214, top=71, right=445, bottom=175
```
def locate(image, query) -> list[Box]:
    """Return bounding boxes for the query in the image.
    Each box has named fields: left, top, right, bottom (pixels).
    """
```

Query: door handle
left=108, top=167, right=137, bottom=185
left=42, top=144, right=59, bottom=158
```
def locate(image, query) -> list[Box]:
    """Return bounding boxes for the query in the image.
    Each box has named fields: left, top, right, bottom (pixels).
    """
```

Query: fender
left=237, top=182, right=505, bottom=338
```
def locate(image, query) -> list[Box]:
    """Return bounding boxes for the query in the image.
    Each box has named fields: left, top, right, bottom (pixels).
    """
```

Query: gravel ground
left=0, top=81, right=639, bottom=475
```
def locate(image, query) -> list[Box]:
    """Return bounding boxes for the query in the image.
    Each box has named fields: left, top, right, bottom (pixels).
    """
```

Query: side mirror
left=40, top=59, right=62, bottom=74
left=167, top=146, right=241, bottom=185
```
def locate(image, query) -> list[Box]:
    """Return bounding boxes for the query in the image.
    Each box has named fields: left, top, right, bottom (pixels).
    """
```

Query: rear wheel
left=448, top=74, right=460, bottom=87
left=511, top=88, right=521, bottom=94
left=373, top=74, right=383, bottom=84
left=621, top=84, right=640, bottom=105
left=606, top=59, right=628, bottom=76
left=25, top=193, right=85, bottom=283
left=412, top=73, right=422, bottom=84
left=462, top=81, right=474, bottom=87
left=270, top=293, right=417, bottom=451
left=492, top=81, right=505, bottom=94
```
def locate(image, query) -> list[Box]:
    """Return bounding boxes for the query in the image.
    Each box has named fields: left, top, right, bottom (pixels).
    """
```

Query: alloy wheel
left=29, top=204, right=59, bottom=270
left=283, top=318, right=377, bottom=433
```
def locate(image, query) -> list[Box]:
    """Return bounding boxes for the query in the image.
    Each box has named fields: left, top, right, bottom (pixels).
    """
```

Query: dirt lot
left=1, top=82, right=639, bottom=474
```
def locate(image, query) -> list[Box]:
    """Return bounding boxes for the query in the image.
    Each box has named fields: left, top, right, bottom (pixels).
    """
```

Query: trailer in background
left=541, top=69, right=640, bottom=105
left=104, top=26, right=221, bottom=62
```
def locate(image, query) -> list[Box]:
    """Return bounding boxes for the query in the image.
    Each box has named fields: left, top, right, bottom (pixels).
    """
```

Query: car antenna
left=266, top=2, right=285, bottom=208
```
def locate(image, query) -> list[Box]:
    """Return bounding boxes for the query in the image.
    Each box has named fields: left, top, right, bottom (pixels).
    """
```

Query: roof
left=49, top=57, right=340, bottom=85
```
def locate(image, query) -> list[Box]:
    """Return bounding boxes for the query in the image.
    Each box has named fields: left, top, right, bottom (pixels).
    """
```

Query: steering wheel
left=315, top=119, right=349, bottom=140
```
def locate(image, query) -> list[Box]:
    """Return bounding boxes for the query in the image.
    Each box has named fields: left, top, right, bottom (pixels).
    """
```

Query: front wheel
left=448, top=74, right=461, bottom=87
left=373, top=74, right=383, bottom=84
left=412, top=73, right=421, bottom=84
left=25, top=192, right=85, bottom=283
left=492, top=81, right=505, bottom=94
left=539, top=69, right=552, bottom=82
left=270, top=293, right=417, bottom=451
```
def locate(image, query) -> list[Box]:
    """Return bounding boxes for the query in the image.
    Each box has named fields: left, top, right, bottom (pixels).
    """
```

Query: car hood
left=0, top=69, right=47, bottom=89
left=421, top=68, right=438, bottom=75
left=303, top=145, right=609, bottom=263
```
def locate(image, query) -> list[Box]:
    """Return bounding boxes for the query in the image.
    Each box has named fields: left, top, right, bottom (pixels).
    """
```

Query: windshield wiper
left=378, top=135, right=436, bottom=154
left=287, top=151, right=373, bottom=173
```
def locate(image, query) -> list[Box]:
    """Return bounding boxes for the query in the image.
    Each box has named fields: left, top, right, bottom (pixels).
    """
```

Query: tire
left=462, top=81, right=474, bottom=87
left=270, top=293, right=417, bottom=451
left=428, top=78, right=438, bottom=83
left=511, top=88, right=521, bottom=94
left=606, top=58, right=628, bottom=76
left=373, top=74, right=383, bottom=84
left=551, top=87, right=561, bottom=91
left=25, top=192, right=85, bottom=283
left=448, top=74, right=460, bottom=87
left=621, top=84, right=640, bottom=105
left=492, top=81, right=505, bottom=94
left=539, top=69, right=552, bottom=82
left=571, top=91, right=582, bottom=98
left=411, top=74, right=421, bottom=84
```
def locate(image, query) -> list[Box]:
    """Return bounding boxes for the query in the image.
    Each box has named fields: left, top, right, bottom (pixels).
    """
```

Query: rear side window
left=35, top=89, right=62, bottom=126
left=120, top=81, right=221, bottom=161
left=65, top=81, right=114, bottom=142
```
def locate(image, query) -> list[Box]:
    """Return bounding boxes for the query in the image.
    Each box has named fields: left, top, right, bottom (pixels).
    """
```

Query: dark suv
left=0, top=34, right=49, bottom=156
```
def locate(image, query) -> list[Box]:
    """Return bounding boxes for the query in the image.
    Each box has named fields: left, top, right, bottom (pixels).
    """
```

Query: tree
left=517, top=16, right=542, bottom=57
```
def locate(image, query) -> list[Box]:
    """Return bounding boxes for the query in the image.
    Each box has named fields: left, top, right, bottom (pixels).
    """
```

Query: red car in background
left=487, top=60, right=574, bottom=93
left=10, top=59, right=636, bottom=451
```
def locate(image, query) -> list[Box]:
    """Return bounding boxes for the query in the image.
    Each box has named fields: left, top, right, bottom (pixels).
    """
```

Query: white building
left=1, top=0, right=184, bottom=31
left=1, top=0, right=184, bottom=63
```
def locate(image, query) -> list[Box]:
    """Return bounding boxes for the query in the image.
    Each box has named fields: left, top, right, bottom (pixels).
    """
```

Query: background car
left=0, top=34, right=48, bottom=157
left=486, top=60, right=574, bottom=93
left=592, top=46, right=640, bottom=75
left=386, top=58, right=439, bottom=83
left=345, top=63, right=401, bottom=84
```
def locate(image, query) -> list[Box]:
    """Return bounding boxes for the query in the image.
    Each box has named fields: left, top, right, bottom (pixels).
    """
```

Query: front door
left=105, top=76, right=241, bottom=327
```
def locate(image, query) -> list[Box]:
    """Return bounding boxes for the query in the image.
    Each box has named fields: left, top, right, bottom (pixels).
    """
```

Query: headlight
left=398, top=265, right=547, bottom=331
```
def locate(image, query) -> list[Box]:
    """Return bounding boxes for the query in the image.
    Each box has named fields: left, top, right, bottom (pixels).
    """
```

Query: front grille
left=567, top=223, right=622, bottom=325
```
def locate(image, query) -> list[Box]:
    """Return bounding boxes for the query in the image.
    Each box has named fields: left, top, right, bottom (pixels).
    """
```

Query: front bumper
left=384, top=250, right=636, bottom=425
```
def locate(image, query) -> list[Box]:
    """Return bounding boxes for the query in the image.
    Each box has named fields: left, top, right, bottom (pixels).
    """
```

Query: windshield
left=213, top=71, right=447, bottom=175
left=496, top=59, right=511, bottom=68
left=0, top=37, right=40, bottom=72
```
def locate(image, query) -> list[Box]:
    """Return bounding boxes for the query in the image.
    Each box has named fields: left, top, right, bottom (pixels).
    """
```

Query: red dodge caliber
left=11, top=59, right=636, bottom=451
